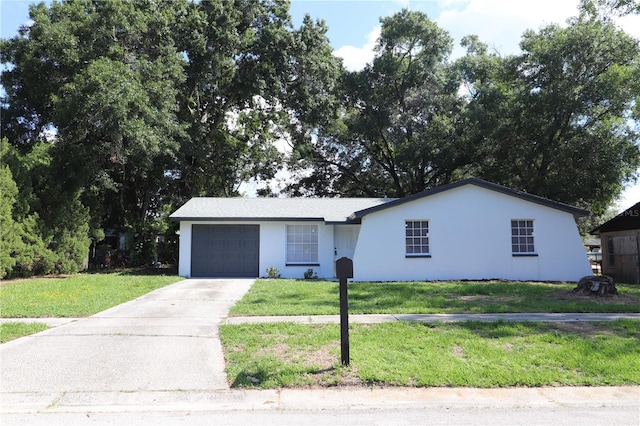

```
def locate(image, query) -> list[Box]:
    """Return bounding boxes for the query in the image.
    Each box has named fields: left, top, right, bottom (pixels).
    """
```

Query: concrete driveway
left=1, top=279, right=254, bottom=404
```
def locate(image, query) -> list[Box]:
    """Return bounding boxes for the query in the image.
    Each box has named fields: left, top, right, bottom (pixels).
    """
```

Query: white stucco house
left=169, top=178, right=592, bottom=282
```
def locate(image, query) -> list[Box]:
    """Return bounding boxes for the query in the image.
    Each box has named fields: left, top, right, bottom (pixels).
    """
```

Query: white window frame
left=405, top=220, right=430, bottom=257
left=511, top=219, right=536, bottom=255
left=286, top=224, right=319, bottom=265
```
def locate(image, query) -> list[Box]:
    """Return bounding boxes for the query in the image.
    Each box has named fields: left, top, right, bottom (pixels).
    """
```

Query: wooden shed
left=591, top=202, right=640, bottom=283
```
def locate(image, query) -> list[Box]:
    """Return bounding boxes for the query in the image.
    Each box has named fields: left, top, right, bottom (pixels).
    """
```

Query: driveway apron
left=0, top=279, right=254, bottom=394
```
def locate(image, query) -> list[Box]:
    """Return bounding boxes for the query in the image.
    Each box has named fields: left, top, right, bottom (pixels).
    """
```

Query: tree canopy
left=461, top=16, right=640, bottom=213
left=288, top=10, right=467, bottom=197
left=1, top=0, right=339, bottom=277
left=1, top=2, right=638, bottom=277
left=288, top=9, right=639, bottom=213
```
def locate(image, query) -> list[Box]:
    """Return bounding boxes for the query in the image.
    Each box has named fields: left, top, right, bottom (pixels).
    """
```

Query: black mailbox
left=336, top=257, right=353, bottom=279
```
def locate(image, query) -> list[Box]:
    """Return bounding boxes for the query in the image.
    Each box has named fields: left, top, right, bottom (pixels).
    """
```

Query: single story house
left=591, top=202, right=640, bottom=283
left=169, top=178, right=591, bottom=282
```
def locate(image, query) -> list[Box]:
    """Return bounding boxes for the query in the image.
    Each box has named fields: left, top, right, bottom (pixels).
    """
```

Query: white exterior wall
left=177, top=221, right=336, bottom=279
left=352, top=185, right=591, bottom=282
left=178, top=221, right=193, bottom=277
left=259, top=221, right=335, bottom=279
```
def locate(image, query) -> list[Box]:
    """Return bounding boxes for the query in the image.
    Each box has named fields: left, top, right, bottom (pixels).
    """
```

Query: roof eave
left=169, top=217, right=326, bottom=222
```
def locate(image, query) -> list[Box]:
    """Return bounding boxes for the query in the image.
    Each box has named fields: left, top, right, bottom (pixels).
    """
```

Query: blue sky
left=1, top=0, right=639, bottom=208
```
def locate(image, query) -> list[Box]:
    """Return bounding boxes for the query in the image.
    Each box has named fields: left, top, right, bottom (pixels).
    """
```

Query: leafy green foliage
left=462, top=17, right=640, bottom=213
left=580, top=0, right=640, bottom=17
left=1, top=0, right=342, bottom=270
left=0, top=140, right=60, bottom=278
left=0, top=146, right=19, bottom=277
left=289, top=8, right=639, bottom=214
left=2, top=2, right=638, bottom=274
left=289, top=9, right=466, bottom=197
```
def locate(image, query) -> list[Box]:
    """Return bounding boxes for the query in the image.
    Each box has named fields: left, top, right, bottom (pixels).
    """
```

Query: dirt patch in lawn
left=555, top=289, right=640, bottom=305
left=530, top=321, right=638, bottom=339
left=454, top=295, right=523, bottom=303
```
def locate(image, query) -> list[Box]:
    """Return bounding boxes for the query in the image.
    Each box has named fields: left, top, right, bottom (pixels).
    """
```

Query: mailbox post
left=335, top=257, right=353, bottom=366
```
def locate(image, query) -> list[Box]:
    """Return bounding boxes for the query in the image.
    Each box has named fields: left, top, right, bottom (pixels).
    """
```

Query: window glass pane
left=511, top=220, right=534, bottom=253
left=286, top=224, right=318, bottom=263
left=405, top=220, right=429, bottom=254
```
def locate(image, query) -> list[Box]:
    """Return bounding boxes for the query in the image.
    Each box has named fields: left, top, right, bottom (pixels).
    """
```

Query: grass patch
left=0, top=273, right=183, bottom=318
left=219, top=319, right=640, bottom=388
left=229, top=280, right=640, bottom=316
left=0, top=322, right=49, bottom=343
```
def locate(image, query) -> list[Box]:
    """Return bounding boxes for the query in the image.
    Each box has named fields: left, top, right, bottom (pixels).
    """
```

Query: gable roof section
left=169, top=197, right=393, bottom=223
left=170, top=178, right=589, bottom=224
left=591, top=202, right=640, bottom=234
left=349, top=178, right=589, bottom=221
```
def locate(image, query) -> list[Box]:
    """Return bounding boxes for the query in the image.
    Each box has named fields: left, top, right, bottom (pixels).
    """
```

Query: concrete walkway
left=6, top=312, right=640, bottom=328
left=224, top=312, right=640, bottom=325
left=1, top=279, right=638, bottom=420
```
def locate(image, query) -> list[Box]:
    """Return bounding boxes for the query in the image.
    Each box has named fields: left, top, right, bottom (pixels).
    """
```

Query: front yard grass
left=0, top=272, right=183, bottom=342
left=229, top=279, right=640, bottom=316
left=0, top=322, right=49, bottom=343
left=220, top=319, right=640, bottom=388
left=0, top=272, right=183, bottom=318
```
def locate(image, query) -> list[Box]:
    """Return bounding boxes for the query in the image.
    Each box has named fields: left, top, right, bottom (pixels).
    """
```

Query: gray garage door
left=191, top=225, right=259, bottom=277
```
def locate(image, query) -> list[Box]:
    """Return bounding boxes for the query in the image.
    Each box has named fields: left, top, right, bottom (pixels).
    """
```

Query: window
left=511, top=220, right=535, bottom=254
left=405, top=220, right=430, bottom=256
left=607, top=236, right=615, bottom=266
left=286, top=225, right=318, bottom=264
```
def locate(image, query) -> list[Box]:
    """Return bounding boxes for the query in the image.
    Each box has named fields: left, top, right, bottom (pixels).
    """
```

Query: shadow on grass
left=229, top=365, right=339, bottom=388
left=416, top=319, right=640, bottom=339
left=85, top=266, right=179, bottom=276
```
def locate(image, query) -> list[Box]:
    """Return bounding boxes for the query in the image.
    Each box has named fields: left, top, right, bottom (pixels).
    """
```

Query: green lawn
left=220, top=319, right=640, bottom=388
left=0, top=273, right=183, bottom=318
left=0, top=322, right=49, bottom=343
left=0, top=272, right=183, bottom=342
left=229, top=279, right=640, bottom=316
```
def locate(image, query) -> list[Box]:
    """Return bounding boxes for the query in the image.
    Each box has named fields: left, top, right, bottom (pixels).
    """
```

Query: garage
left=190, top=225, right=259, bottom=277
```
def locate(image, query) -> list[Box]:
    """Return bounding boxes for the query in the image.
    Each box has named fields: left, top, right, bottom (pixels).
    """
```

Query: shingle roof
left=170, top=178, right=590, bottom=223
left=169, top=197, right=394, bottom=223
left=591, top=202, right=640, bottom=234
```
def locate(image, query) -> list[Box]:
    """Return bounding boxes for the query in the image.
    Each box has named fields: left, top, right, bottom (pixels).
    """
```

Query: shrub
left=303, top=268, right=318, bottom=280
left=266, top=266, right=281, bottom=279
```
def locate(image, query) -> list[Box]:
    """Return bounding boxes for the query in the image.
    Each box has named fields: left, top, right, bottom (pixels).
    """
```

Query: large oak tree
left=1, top=0, right=340, bottom=272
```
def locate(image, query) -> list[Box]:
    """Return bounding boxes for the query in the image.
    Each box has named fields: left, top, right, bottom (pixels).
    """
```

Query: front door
left=334, top=225, right=359, bottom=276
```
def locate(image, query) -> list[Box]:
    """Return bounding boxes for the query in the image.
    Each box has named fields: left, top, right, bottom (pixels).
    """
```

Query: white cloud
left=617, top=13, right=640, bottom=39
left=436, top=0, right=579, bottom=59
left=331, top=1, right=587, bottom=69
left=333, top=26, right=380, bottom=71
left=618, top=181, right=640, bottom=210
